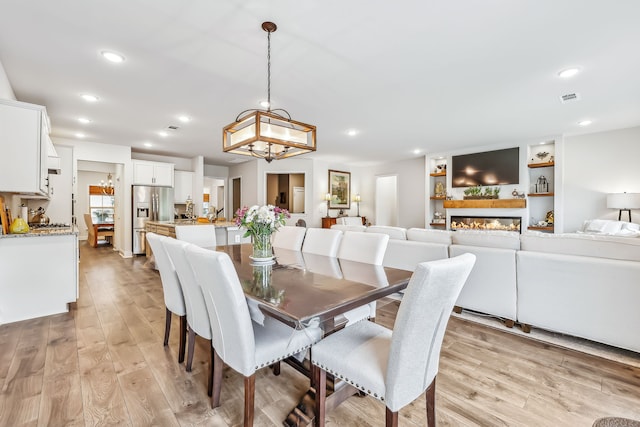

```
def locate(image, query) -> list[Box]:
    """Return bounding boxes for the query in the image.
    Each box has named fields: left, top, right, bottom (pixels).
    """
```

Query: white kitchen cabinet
left=0, top=99, right=49, bottom=195
left=0, top=233, right=78, bottom=324
left=132, top=160, right=174, bottom=186
left=174, top=170, right=194, bottom=203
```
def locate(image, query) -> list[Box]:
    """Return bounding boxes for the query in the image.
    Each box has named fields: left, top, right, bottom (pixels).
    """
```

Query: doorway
left=375, top=175, right=398, bottom=226
left=232, top=177, right=241, bottom=219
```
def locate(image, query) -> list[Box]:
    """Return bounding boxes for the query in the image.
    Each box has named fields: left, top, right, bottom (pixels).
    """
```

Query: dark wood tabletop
left=214, top=244, right=412, bottom=329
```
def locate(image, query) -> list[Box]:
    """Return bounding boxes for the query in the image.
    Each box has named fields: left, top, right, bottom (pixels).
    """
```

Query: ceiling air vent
left=560, top=93, right=580, bottom=104
left=168, top=125, right=179, bottom=130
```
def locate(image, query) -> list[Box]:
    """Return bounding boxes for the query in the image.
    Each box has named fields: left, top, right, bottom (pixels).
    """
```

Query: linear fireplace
left=450, top=216, right=521, bottom=233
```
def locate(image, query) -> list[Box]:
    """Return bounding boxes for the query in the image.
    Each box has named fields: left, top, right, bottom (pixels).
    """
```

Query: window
left=89, top=186, right=114, bottom=223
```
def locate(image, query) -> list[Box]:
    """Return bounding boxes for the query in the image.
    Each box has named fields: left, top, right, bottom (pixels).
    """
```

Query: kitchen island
left=0, top=228, right=78, bottom=324
left=144, top=220, right=250, bottom=256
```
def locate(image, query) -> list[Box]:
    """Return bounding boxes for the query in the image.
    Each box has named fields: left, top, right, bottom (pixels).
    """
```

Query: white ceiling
left=1, top=1, right=639, bottom=167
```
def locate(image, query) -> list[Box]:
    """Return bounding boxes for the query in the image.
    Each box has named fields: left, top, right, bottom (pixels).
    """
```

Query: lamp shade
left=606, top=193, right=640, bottom=209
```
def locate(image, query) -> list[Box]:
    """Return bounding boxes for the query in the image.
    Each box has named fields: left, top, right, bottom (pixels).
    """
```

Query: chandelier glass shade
left=222, top=22, right=316, bottom=163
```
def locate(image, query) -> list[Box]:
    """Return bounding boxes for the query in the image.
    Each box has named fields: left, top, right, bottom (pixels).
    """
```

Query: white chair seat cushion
left=312, top=320, right=391, bottom=401
left=253, top=317, right=322, bottom=370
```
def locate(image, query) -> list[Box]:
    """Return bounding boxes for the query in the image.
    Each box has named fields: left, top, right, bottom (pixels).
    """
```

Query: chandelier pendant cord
left=267, top=28, right=271, bottom=112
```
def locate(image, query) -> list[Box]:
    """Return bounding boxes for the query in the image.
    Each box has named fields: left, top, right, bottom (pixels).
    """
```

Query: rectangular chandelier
left=222, top=111, right=316, bottom=162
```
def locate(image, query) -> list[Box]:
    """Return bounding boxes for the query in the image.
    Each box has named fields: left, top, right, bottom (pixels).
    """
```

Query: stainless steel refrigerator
left=132, top=185, right=174, bottom=254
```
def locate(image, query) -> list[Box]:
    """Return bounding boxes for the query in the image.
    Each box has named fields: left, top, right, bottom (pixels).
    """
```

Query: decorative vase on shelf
left=252, top=233, right=272, bottom=259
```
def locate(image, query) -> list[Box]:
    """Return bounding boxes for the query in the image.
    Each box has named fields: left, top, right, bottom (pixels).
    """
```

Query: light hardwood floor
left=1, top=242, right=640, bottom=426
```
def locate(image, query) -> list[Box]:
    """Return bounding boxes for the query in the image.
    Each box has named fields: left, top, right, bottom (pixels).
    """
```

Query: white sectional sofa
left=356, top=223, right=640, bottom=353
left=517, top=232, right=640, bottom=353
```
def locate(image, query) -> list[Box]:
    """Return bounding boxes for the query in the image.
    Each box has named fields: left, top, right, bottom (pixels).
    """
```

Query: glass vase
left=252, top=233, right=272, bottom=259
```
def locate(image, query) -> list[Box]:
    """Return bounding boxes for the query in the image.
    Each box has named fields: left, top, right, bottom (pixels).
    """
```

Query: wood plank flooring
left=1, top=242, right=639, bottom=426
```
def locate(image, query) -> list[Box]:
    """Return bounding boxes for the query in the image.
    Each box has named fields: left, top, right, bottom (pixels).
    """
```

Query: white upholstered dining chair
left=162, top=238, right=213, bottom=376
left=272, top=225, right=307, bottom=251
left=145, top=233, right=187, bottom=363
left=311, top=253, right=476, bottom=427
left=185, top=244, right=323, bottom=427
left=175, top=224, right=216, bottom=247
left=337, top=231, right=389, bottom=265
left=336, top=231, right=390, bottom=323
left=301, top=228, right=343, bottom=257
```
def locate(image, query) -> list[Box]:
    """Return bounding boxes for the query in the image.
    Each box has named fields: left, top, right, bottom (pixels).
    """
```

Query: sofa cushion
left=366, top=226, right=407, bottom=240
left=451, top=230, right=520, bottom=250
left=520, top=231, right=640, bottom=262
left=383, top=239, right=449, bottom=271
left=406, top=228, right=452, bottom=245
left=580, top=219, right=640, bottom=237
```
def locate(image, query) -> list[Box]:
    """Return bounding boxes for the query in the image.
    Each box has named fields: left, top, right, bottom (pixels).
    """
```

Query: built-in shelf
left=443, top=199, right=526, bottom=209
left=430, top=196, right=446, bottom=200
left=429, top=222, right=446, bottom=227
left=528, top=161, right=554, bottom=169
left=528, top=192, right=554, bottom=197
left=429, top=171, right=446, bottom=177
left=527, top=226, right=554, bottom=231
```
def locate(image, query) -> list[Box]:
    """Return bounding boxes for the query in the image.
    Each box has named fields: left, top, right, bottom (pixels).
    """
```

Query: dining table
left=212, top=244, right=414, bottom=426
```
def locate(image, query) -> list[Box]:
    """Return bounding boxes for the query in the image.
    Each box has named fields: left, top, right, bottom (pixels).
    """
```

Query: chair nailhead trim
left=312, top=362, right=385, bottom=401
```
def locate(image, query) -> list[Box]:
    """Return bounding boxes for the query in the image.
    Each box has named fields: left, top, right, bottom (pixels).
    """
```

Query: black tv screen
left=451, top=147, right=519, bottom=187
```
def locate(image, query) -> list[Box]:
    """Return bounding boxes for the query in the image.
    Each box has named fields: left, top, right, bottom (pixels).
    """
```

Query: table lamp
left=324, top=193, right=331, bottom=217
left=606, top=192, right=640, bottom=222
left=353, top=194, right=361, bottom=217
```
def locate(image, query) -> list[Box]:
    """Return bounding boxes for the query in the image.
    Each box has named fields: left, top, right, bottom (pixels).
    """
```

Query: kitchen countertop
left=0, top=226, right=79, bottom=238
left=146, top=220, right=238, bottom=228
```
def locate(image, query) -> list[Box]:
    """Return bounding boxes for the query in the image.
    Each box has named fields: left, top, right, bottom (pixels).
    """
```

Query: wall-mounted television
left=451, top=147, right=519, bottom=187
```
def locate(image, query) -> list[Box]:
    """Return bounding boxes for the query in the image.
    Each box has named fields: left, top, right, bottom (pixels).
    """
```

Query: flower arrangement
left=235, top=205, right=290, bottom=237
left=235, top=205, right=290, bottom=258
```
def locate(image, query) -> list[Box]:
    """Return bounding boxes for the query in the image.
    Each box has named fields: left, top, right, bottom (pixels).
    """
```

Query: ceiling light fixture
left=578, top=120, right=592, bottom=126
left=101, top=173, right=115, bottom=195
left=558, top=67, right=580, bottom=78
left=347, top=129, right=358, bottom=137
left=78, top=117, right=91, bottom=124
left=81, top=94, right=99, bottom=102
left=222, top=21, right=316, bottom=163
left=178, top=115, right=191, bottom=123
left=75, top=132, right=85, bottom=138
left=101, top=50, right=125, bottom=63
left=143, top=142, right=153, bottom=148
left=158, top=131, right=169, bottom=137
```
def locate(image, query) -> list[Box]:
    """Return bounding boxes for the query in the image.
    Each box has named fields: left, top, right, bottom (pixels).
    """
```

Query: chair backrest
left=302, top=228, right=343, bottom=257
left=84, top=213, right=95, bottom=239
left=337, top=231, right=389, bottom=265
left=146, top=233, right=186, bottom=316
left=385, top=253, right=475, bottom=411
left=338, top=217, right=363, bottom=226
left=272, top=225, right=307, bottom=251
left=175, top=224, right=217, bottom=248
left=186, top=244, right=257, bottom=377
left=163, top=237, right=212, bottom=339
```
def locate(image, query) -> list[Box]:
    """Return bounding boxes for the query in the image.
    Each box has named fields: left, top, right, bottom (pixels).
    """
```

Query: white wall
left=563, top=125, right=640, bottom=231
left=0, top=60, right=16, bottom=100
left=356, top=157, right=425, bottom=228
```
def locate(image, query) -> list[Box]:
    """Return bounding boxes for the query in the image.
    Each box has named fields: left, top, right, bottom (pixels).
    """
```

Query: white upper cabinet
left=132, top=160, right=174, bottom=186
left=174, top=170, right=194, bottom=203
left=0, top=99, right=49, bottom=195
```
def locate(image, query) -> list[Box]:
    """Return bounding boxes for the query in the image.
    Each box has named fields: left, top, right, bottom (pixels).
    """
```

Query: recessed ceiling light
left=558, top=67, right=580, bottom=78
left=260, top=100, right=270, bottom=108
left=347, top=129, right=358, bottom=136
left=413, top=149, right=421, bottom=155
left=578, top=120, right=592, bottom=126
left=81, top=94, right=99, bottom=102
left=539, top=141, right=546, bottom=145
left=78, top=117, right=91, bottom=124
left=158, top=131, right=168, bottom=137
left=178, top=115, right=191, bottom=123
left=144, top=142, right=153, bottom=147
left=101, top=50, right=125, bottom=63
left=75, top=133, right=85, bottom=138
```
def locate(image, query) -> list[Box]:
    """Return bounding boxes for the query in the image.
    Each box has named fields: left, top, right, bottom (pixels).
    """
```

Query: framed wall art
left=328, top=169, right=351, bottom=209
